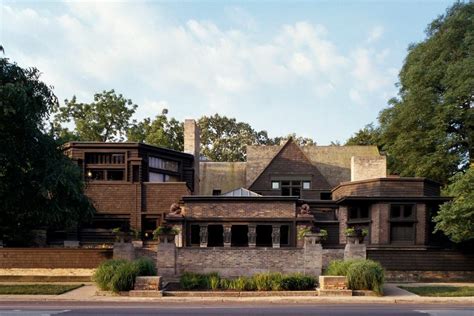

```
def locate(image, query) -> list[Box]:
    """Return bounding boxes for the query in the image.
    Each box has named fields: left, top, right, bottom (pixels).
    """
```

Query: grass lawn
left=0, top=284, right=83, bottom=295
left=399, top=286, right=474, bottom=297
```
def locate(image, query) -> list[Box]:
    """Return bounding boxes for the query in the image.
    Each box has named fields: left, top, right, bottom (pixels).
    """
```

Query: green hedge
left=93, top=257, right=157, bottom=293
left=178, top=272, right=316, bottom=291
left=324, top=259, right=385, bottom=295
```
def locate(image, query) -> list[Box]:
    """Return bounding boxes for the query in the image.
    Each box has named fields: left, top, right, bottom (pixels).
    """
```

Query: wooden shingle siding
left=367, top=250, right=474, bottom=271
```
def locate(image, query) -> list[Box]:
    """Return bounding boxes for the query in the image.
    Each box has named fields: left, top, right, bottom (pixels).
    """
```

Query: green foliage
left=93, top=259, right=127, bottom=291
left=229, top=277, right=255, bottom=291
left=297, top=227, right=311, bottom=240
left=324, top=259, right=363, bottom=276
left=434, top=168, right=474, bottom=242
left=109, top=261, right=139, bottom=293
left=0, top=284, right=83, bottom=295
left=280, top=274, right=316, bottom=291
left=0, top=58, right=94, bottom=244
left=209, top=274, right=221, bottom=291
left=179, top=272, right=211, bottom=290
left=53, top=89, right=137, bottom=142
left=127, top=112, right=184, bottom=151
left=345, top=123, right=382, bottom=147
left=153, top=224, right=179, bottom=239
left=253, top=272, right=282, bottom=291
left=346, top=260, right=385, bottom=295
left=399, top=286, right=474, bottom=297
left=377, top=3, right=474, bottom=184
left=133, top=257, right=157, bottom=276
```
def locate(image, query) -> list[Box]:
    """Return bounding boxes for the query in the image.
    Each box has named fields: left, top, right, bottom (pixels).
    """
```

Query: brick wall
left=86, top=183, right=139, bottom=214
left=338, top=206, right=348, bottom=244
left=416, top=203, right=427, bottom=245
left=144, top=182, right=190, bottom=214
left=0, top=248, right=113, bottom=269
left=185, top=201, right=296, bottom=218
left=370, top=203, right=390, bottom=244
left=175, top=247, right=321, bottom=277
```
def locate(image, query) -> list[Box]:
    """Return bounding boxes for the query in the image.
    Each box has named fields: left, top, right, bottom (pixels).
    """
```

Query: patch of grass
left=399, top=286, right=474, bottom=297
left=0, top=284, right=83, bottom=295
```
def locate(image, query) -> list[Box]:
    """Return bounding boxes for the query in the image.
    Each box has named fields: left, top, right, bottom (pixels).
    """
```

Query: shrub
left=252, top=272, right=283, bottom=291
left=133, top=257, right=157, bottom=276
left=180, top=272, right=206, bottom=290
left=324, top=259, right=365, bottom=276
left=109, top=261, right=139, bottom=292
left=346, top=260, right=384, bottom=295
left=229, top=277, right=255, bottom=291
left=219, top=278, right=231, bottom=290
left=93, top=259, right=127, bottom=291
left=209, top=275, right=220, bottom=291
left=280, top=274, right=316, bottom=291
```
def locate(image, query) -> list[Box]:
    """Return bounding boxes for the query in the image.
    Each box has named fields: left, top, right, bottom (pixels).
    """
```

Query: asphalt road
left=0, top=302, right=473, bottom=316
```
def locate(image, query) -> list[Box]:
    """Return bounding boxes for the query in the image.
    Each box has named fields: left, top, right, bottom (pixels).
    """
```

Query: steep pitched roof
left=248, top=139, right=331, bottom=190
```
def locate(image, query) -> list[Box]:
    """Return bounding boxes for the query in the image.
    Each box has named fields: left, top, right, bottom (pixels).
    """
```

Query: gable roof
left=246, top=142, right=381, bottom=188
left=221, top=187, right=262, bottom=197
left=248, top=138, right=331, bottom=190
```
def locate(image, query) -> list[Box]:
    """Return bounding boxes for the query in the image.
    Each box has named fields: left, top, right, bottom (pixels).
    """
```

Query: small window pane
left=302, top=181, right=311, bottom=190
left=291, top=181, right=301, bottom=186
left=292, top=187, right=301, bottom=198
left=360, top=207, right=369, bottom=219
left=272, top=181, right=280, bottom=189
left=281, top=181, right=290, bottom=186
left=403, top=205, right=413, bottom=218
left=281, top=187, right=290, bottom=196
left=349, top=208, right=358, bottom=219
left=391, top=205, right=401, bottom=218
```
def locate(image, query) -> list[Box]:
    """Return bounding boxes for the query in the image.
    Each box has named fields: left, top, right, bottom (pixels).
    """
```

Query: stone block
left=318, top=289, right=353, bottom=296
left=113, top=242, right=135, bottom=261
left=129, top=290, right=163, bottom=297
left=134, top=276, right=162, bottom=291
left=318, top=276, right=348, bottom=290
left=344, top=243, right=366, bottom=260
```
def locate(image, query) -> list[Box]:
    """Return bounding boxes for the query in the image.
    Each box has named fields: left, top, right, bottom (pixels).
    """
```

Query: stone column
left=338, top=206, right=348, bottom=244
left=173, top=223, right=183, bottom=248
left=223, top=225, right=232, bottom=247
left=416, top=203, right=428, bottom=245
left=344, top=243, right=366, bottom=260
left=157, top=236, right=177, bottom=277
left=272, top=224, right=281, bottom=248
left=199, top=224, right=208, bottom=248
left=303, top=234, right=322, bottom=276
left=248, top=225, right=256, bottom=248
left=113, top=242, right=135, bottom=261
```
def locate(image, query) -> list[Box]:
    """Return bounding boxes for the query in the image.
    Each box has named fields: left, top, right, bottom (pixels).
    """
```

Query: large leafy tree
left=0, top=58, right=94, bottom=244
left=376, top=2, right=474, bottom=184
left=53, top=90, right=137, bottom=142
left=127, top=111, right=184, bottom=151
left=198, top=114, right=274, bottom=161
left=434, top=167, right=474, bottom=243
left=345, top=123, right=382, bottom=147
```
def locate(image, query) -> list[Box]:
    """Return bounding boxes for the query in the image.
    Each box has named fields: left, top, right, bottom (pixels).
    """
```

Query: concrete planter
left=158, top=234, right=176, bottom=244
left=346, top=235, right=365, bottom=244
left=132, top=240, right=143, bottom=248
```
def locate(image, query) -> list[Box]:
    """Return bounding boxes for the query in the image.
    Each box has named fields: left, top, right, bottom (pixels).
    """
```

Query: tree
left=0, top=58, right=94, bottom=244
left=198, top=114, right=273, bottom=161
left=345, top=123, right=382, bottom=147
left=377, top=2, right=474, bottom=184
left=270, top=133, right=316, bottom=147
left=53, top=90, right=137, bottom=142
left=434, top=167, right=474, bottom=243
left=127, top=111, right=184, bottom=151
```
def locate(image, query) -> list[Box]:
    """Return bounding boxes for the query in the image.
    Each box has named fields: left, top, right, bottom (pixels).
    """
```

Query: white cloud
left=2, top=2, right=397, bottom=122
left=367, top=25, right=384, bottom=43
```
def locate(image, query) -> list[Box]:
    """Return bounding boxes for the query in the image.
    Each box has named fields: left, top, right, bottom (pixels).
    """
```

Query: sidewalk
left=0, top=283, right=472, bottom=305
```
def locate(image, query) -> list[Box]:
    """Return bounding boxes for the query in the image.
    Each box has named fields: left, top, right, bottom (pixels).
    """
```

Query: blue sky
left=1, top=0, right=455, bottom=144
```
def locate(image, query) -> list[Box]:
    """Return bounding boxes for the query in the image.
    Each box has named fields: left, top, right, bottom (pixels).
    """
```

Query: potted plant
left=131, top=229, right=143, bottom=248
left=112, top=227, right=133, bottom=243
left=153, top=224, right=179, bottom=243
left=297, top=226, right=328, bottom=243
left=345, top=227, right=368, bottom=244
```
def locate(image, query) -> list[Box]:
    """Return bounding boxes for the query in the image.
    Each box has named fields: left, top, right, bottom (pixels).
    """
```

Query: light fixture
left=87, top=170, right=93, bottom=178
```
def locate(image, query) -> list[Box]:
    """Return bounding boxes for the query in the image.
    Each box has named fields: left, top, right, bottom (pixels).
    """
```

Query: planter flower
left=112, top=227, right=133, bottom=243
left=298, top=226, right=328, bottom=243
left=345, top=227, right=368, bottom=244
left=153, top=224, right=179, bottom=244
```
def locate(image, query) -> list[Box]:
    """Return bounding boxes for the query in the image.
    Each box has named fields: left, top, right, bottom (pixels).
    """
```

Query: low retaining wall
left=0, top=248, right=113, bottom=268
left=175, top=247, right=321, bottom=277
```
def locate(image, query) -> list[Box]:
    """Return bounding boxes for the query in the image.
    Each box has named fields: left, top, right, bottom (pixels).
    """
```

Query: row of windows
left=148, top=157, right=179, bottom=172
left=86, top=169, right=180, bottom=182
left=85, top=153, right=125, bottom=165
left=348, top=205, right=416, bottom=220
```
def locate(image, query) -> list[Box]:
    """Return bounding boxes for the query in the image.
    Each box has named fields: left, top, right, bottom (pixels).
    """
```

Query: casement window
left=390, top=204, right=416, bottom=244
left=85, top=153, right=125, bottom=164
left=349, top=205, right=370, bottom=220
left=149, top=172, right=179, bottom=183
left=212, top=189, right=222, bottom=196
left=272, top=180, right=311, bottom=198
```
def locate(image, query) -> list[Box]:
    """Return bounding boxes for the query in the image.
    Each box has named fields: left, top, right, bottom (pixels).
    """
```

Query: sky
left=1, top=0, right=455, bottom=144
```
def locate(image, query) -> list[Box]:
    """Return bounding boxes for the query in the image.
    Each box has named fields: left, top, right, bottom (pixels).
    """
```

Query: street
left=0, top=302, right=473, bottom=316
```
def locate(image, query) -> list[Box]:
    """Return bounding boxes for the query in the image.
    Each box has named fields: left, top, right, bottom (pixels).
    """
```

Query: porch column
left=223, top=224, right=232, bottom=247
left=248, top=224, right=256, bottom=248
left=199, top=224, right=208, bottom=248
left=272, top=224, right=281, bottom=248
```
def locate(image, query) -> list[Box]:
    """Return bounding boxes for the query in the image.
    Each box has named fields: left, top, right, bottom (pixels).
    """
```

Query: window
left=390, top=204, right=416, bottom=244
left=271, top=181, right=280, bottom=190
left=190, top=225, right=200, bottom=246
left=349, top=205, right=370, bottom=220
left=85, top=153, right=125, bottom=164
left=281, top=180, right=303, bottom=197
left=86, top=169, right=124, bottom=181
left=256, top=225, right=273, bottom=247
left=148, top=157, right=179, bottom=172
left=302, top=181, right=311, bottom=190
left=207, top=225, right=223, bottom=247
left=149, top=172, right=179, bottom=183
left=212, top=189, right=221, bottom=196
left=320, top=192, right=332, bottom=200
left=231, top=225, right=248, bottom=247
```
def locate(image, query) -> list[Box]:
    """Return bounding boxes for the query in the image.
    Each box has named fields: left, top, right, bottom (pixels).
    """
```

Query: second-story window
left=148, top=157, right=179, bottom=172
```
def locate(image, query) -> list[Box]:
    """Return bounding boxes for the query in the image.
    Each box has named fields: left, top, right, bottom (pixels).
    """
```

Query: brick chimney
left=184, top=119, right=200, bottom=194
